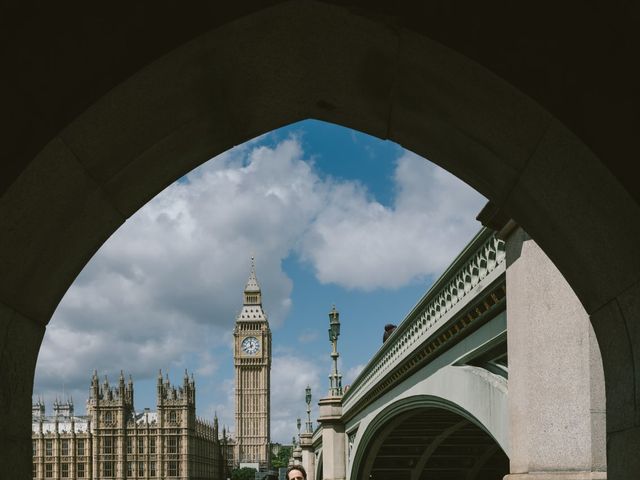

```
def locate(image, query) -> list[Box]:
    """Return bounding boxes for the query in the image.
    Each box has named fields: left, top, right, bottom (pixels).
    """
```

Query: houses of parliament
left=32, top=261, right=272, bottom=479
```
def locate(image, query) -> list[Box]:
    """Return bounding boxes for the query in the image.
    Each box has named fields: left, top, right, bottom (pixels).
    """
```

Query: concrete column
left=318, top=396, right=345, bottom=480
left=299, top=433, right=315, bottom=480
left=504, top=228, right=606, bottom=480
left=293, top=444, right=303, bottom=467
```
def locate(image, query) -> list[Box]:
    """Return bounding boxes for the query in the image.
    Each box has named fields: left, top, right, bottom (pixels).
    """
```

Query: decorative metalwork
left=328, top=305, right=343, bottom=396
left=305, top=385, right=313, bottom=433
left=342, top=229, right=505, bottom=412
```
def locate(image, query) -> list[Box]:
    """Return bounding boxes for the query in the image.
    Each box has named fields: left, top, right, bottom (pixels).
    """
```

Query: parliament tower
left=233, top=258, right=271, bottom=469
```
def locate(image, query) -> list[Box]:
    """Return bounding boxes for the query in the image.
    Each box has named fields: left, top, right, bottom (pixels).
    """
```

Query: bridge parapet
left=342, top=228, right=505, bottom=415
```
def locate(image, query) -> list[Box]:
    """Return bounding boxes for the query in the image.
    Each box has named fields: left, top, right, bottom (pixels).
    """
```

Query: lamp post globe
left=328, top=305, right=340, bottom=341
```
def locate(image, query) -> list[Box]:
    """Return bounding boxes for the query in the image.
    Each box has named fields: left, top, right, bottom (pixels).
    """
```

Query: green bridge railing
left=342, top=227, right=505, bottom=414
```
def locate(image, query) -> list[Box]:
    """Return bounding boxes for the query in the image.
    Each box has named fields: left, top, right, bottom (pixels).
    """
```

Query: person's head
left=382, top=323, right=397, bottom=342
left=286, top=464, right=307, bottom=480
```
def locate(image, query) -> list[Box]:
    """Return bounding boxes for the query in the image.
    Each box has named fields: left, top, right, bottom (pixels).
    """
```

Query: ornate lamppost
left=292, top=418, right=303, bottom=466
left=328, top=305, right=343, bottom=396
left=305, top=385, right=313, bottom=433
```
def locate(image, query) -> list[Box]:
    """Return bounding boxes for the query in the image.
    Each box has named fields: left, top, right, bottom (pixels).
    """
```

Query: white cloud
left=344, top=364, right=366, bottom=386
left=202, top=377, right=236, bottom=437
left=195, top=351, right=220, bottom=378
left=297, top=330, right=319, bottom=344
left=34, top=133, right=486, bottom=432
left=270, top=354, right=323, bottom=443
left=35, top=139, right=315, bottom=404
left=297, top=150, right=486, bottom=290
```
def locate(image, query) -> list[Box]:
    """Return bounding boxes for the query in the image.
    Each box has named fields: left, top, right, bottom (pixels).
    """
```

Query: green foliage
left=231, top=467, right=257, bottom=480
left=271, top=445, right=292, bottom=468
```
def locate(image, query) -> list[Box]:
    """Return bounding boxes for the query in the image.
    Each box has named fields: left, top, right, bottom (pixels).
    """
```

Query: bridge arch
left=349, top=365, right=508, bottom=480
left=2, top=2, right=639, bottom=477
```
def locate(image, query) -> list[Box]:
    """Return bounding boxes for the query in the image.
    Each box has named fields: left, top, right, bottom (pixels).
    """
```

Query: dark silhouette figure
left=383, top=324, right=397, bottom=343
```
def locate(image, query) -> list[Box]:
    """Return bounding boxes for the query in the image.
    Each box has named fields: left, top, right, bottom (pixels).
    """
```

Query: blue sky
left=33, top=120, right=486, bottom=443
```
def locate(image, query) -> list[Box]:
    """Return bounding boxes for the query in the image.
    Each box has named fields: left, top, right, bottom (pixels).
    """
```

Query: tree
left=231, top=467, right=257, bottom=480
left=271, top=445, right=292, bottom=468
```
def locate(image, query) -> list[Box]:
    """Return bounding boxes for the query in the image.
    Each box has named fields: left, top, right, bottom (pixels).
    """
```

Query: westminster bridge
left=2, top=2, right=639, bottom=478
left=298, top=226, right=606, bottom=480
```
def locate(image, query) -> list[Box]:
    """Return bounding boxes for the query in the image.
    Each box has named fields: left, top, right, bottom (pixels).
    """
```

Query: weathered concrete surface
left=318, top=396, right=346, bottom=480
left=347, top=311, right=509, bottom=479
left=300, top=432, right=315, bottom=480
left=505, top=229, right=606, bottom=479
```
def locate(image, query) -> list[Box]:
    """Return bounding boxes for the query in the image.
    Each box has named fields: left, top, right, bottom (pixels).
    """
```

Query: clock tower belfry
left=233, top=257, right=271, bottom=470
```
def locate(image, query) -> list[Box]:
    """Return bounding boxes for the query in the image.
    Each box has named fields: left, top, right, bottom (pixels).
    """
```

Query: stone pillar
left=293, top=444, right=303, bottom=466
left=318, top=396, right=345, bottom=480
left=0, top=309, right=44, bottom=479
left=504, top=228, right=606, bottom=480
left=300, top=433, right=315, bottom=480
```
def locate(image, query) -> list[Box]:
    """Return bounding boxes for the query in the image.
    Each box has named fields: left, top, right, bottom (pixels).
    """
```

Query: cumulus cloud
left=35, top=139, right=315, bottom=404
left=297, top=151, right=486, bottom=290
left=270, top=354, right=324, bottom=442
left=297, top=330, right=320, bottom=344
left=344, top=364, right=366, bottom=386
left=34, top=132, right=485, bottom=436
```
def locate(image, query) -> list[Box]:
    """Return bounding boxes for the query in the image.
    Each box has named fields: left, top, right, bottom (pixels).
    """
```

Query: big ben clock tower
left=233, top=257, right=271, bottom=469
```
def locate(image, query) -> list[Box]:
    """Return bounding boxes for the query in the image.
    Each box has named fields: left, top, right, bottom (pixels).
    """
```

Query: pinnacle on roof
left=244, top=256, right=261, bottom=293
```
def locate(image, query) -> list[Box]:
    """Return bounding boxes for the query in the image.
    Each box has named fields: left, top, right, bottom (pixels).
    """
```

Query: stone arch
left=350, top=365, right=508, bottom=480
left=2, top=2, right=639, bottom=477
left=359, top=409, right=507, bottom=480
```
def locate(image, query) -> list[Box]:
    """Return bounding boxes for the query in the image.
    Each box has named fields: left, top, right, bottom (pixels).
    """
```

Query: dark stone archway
left=1, top=1, right=639, bottom=477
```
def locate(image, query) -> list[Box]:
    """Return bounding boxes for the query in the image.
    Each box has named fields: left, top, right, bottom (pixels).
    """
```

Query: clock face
left=241, top=336, right=260, bottom=355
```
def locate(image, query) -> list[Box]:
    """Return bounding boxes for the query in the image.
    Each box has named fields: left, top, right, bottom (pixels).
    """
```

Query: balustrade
left=343, top=228, right=505, bottom=412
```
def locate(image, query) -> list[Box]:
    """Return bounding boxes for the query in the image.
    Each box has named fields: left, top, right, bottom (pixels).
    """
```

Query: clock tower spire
left=233, top=257, right=271, bottom=470
left=243, top=256, right=262, bottom=306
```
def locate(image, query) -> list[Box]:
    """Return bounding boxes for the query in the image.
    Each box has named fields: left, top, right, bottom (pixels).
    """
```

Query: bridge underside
left=369, top=408, right=508, bottom=480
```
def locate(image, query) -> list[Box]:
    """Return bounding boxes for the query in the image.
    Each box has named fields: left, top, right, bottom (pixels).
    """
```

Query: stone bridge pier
left=310, top=227, right=606, bottom=480
left=504, top=227, right=606, bottom=480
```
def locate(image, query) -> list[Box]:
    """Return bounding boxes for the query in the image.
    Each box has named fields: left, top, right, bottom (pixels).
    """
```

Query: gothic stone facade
left=32, top=370, right=223, bottom=480
left=233, top=260, right=271, bottom=469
